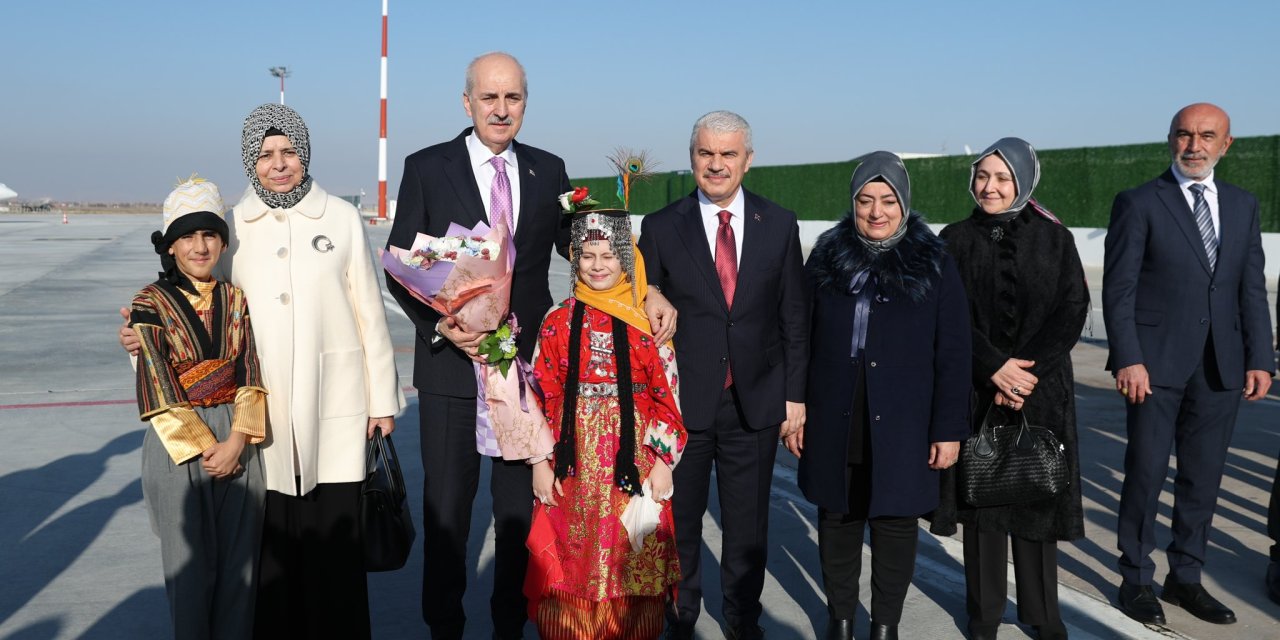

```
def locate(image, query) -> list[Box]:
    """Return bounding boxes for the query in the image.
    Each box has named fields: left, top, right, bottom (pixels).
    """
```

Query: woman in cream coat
left=230, top=104, right=403, bottom=638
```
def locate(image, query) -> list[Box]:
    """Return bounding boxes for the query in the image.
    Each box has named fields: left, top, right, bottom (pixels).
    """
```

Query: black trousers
left=667, top=386, right=779, bottom=630
left=254, top=481, right=369, bottom=640
left=1269, top=450, right=1280, bottom=561
left=418, top=392, right=532, bottom=639
left=962, top=528, right=1063, bottom=630
left=1115, top=344, right=1240, bottom=585
left=817, top=462, right=918, bottom=624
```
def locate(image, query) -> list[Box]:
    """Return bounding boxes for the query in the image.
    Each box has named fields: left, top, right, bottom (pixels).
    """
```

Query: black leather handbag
left=361, top=430, right=416, bottom=571
left=959, top=402, right=1068, bottom=508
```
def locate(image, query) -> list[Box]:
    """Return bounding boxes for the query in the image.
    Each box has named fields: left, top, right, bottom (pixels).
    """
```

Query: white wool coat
left=224, top=184, right=404, bottom=495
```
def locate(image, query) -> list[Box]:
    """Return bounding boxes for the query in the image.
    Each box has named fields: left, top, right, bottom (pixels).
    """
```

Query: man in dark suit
left=1103, top=102, right=1273, bottom=626
left=638, top=111, right=808, bottom=640
left=386, top=52, right=675, bottom=640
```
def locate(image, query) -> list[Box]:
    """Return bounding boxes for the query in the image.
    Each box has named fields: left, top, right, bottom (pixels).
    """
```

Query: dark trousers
left=818, top=462, right=918, bottom=625
left=1269, top=451, right=1280, bottom=561
left=254, top=481, right=369, bottom=640
left=419, top=392, right=532, bottom=639
left=667, top=386, right=780, bottom=630
left=963, top=528, right=1063, bottom=630
left=1116, top=347, right=1240, bottom=585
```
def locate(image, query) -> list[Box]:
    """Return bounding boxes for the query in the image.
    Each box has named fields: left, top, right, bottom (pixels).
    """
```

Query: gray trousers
left=142, top=403, right=264, bottom=640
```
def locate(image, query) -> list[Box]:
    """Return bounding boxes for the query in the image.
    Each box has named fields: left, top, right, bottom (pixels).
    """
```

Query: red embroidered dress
left=527, top=298, right=686, bottom=636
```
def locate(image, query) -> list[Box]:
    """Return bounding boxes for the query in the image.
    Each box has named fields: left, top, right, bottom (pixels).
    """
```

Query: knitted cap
left=162, top=176, right=226, bottom=235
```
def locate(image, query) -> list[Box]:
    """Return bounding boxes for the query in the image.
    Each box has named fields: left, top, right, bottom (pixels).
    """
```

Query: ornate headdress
left=569, top=209, right=637, bottom=304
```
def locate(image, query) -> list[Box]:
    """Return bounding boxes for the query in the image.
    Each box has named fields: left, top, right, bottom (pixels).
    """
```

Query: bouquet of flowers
left=381, top=220, right=552, bottom=461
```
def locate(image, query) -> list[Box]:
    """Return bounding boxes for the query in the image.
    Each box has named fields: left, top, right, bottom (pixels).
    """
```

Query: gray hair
left=689, top=110, right=753, bottom=154
left=464, top=51, right=528, bottom=96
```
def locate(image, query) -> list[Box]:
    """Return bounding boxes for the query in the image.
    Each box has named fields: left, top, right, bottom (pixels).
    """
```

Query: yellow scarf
left=572, top=242, right=652, bottom=337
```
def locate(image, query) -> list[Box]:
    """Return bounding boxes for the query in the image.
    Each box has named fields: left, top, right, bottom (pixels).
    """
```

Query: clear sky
left=2, top=0, right=1277, bottom=203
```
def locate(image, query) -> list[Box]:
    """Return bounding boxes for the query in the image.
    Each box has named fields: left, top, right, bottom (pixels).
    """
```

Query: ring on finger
left=1011, top=386, right=1022, bottom=395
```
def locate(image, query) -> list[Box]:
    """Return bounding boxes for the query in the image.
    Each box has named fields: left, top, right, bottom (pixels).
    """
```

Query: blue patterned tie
left=1189, top=183, right=1217, bottom=271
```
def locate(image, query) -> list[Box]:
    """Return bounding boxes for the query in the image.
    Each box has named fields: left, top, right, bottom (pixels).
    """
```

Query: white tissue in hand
left=620, top=479, right=666, bottom=552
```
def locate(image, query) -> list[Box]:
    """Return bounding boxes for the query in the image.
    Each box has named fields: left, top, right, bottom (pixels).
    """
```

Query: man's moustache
left=488, top=116, right=513, bottom=125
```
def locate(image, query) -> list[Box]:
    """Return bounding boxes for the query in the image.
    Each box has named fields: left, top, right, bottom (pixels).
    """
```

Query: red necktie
left=715, top=210, right=738, bottom=388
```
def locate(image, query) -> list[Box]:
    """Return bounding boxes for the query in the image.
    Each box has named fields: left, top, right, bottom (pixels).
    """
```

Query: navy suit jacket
left=638, top=189, right=809, bottom=431
left=386, top=128, right=571, bottom=397
left=1102, top=169, right=1274, bottom=388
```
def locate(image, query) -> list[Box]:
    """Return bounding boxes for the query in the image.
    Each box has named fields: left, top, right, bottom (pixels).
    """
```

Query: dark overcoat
left=798, top=214, right=973, bottom=518
left=931, top=208, right=1088, bottom=541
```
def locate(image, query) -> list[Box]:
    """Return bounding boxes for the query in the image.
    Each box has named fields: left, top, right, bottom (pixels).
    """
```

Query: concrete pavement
left=0, top=212, right=1275, bottom=638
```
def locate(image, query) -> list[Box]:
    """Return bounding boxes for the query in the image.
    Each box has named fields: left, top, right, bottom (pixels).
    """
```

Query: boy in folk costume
left=525, top=208, right=687, bottom=640
left=129, top=177, right=267, bottom=639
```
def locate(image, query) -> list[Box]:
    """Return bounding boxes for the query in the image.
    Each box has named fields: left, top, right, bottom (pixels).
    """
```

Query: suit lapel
left=1215, top=183, right=1241, bottom=275
left=672, top=195, right=730, bottom=313
left=738, top=191, right=765, bottom=279
left=1155, top=172, right=1212, bottom=275
left=442, top=130, right=486, bottom=227
left=514, top=142, right=539, bottom=244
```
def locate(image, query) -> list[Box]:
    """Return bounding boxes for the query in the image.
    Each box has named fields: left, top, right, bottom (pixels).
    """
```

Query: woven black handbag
left=959, top=402, right=1068, bottom=508
left=361, top=430, right=416, bottom=572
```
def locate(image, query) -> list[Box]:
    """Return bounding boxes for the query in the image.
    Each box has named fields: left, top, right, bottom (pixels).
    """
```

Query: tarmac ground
left=0, top=213, right=1276, bottom=639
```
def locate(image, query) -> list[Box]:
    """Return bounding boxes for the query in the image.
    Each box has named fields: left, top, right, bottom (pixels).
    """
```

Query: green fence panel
left=570, top=135, right=1279, bottom=230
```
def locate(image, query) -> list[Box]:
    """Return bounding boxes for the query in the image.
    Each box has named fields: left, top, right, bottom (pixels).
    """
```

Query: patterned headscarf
left=240, top=103, right=313, bottom=209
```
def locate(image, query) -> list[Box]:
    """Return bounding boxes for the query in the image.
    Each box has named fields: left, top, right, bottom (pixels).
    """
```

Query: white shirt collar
left=696, top=187, right=745, bottom=219
left=1170, top=163, right=1217, bottom=195
left=466, top=132, right=517, bottom=173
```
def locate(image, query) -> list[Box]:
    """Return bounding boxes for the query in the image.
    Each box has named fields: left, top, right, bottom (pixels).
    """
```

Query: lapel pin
left=753, top=213, right=762, bottom=221
left=528, top=168, right=536, bottom=177
left=312, top=235, right=334, bottom=253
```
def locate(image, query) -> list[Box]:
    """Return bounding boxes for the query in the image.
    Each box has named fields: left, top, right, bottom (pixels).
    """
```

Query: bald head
left=1168, top=102, right=1233, bottom=181
left=465, top=52, right=527, bottom=96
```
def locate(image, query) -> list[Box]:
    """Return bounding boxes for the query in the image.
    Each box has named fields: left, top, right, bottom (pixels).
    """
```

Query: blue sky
left=1, top=0, right=1277, bottom=202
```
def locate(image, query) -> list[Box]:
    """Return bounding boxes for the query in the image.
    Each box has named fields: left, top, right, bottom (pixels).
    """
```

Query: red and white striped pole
left=376, top=0, right=389, bottom=221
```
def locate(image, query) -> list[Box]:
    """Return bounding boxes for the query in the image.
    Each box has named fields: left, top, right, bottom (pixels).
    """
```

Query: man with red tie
left=638, top=111, right=809, bottom=640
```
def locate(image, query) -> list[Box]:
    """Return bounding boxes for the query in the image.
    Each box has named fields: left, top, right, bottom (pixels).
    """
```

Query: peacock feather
left=608, top=148, right=659, bottom=210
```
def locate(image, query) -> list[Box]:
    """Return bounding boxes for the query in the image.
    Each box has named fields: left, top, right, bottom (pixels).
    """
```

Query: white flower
left=558, top=191, right=574, bottom=212
left=498, top=337, right=516, bottom=355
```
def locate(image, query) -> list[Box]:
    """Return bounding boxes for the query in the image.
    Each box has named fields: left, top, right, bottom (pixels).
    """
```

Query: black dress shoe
left=868, top=622, right=898, bottom=640
left=967, top=622, right=998, bottom=640
left=1117, top=582, right=1166, bottom=625
left=724, top=624, right=765, bottom=640
left=825, top=618, right=853, bottom=640
left=1160, top=576, right=1236, bottom=624
left=663, top=624, right=694, bottom=640
left=1267, top=561, right=1280, bottom=606
left=1033, top=623, right=1068, bottom=640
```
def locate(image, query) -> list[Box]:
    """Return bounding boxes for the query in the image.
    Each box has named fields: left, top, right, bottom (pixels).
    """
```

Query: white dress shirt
left=697, top=187, right=744, bottom=268
left=1170, top=163, right=1220, bottom=238
left=466, top=133, right=522, bottom=230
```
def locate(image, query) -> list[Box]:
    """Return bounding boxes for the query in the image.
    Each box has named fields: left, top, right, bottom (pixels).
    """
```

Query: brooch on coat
left=312, top=235, right=334, bottom=253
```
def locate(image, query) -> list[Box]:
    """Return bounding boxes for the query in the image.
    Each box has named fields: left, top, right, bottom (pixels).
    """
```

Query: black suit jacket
left=638, top=189, right=809, bottom=431
left=1102, top=169, right=1274, bottom=388
left=386, top=128, right=571, bottom=397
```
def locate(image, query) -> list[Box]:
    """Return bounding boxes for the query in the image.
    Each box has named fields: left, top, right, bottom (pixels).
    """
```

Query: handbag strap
left=367, top=430, right=408, bottom=502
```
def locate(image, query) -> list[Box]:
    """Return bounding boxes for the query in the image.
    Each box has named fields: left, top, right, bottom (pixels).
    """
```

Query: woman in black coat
left=798, top=151, right=972, bottom=640
left=932, top=137, right=1088, bottom=640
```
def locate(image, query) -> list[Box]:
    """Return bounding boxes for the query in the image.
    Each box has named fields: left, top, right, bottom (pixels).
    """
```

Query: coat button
left=274, top=212, right=285, bottom=222
left=727, top=321, right=735, bottom=328
left=1210, top=285, right=1217, bottom=292
left=277, top=247, right=288, bottom=258
left=870, top=361, right=877, bottom=367
left=279, top=293, right=291, bottom=305
left=720, top=357, right=727, bottom=364
left=874, top=415, right=881, bottom=421
left=1200, top=318, right=1208, bottom=325
left=842, top=410, right=851, bottom=418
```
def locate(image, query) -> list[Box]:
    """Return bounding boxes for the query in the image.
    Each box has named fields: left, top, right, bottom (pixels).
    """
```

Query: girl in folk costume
left=129, top=177, right=267, bottom=640
left=525, top=209, right=686, bottom=639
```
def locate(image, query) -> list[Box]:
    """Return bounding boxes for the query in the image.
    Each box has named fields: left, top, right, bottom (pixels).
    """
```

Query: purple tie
left=473, top=155, right=513, bottom=458
left=489, top=156, right=513, bottom=233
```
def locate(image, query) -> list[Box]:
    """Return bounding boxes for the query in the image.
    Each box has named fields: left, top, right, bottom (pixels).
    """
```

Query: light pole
left=268, top=66, right=290, bottom=105
left=377, top=0, right=389, bottom=220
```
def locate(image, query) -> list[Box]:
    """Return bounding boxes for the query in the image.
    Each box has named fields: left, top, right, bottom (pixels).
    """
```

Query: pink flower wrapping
left=379, top=220, right=512, bottom=333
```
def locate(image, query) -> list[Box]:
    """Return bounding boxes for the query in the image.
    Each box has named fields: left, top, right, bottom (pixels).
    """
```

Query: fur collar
left=808, top=213, right=946, bottom=302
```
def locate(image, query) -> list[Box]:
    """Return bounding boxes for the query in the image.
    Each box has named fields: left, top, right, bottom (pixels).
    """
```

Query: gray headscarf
left=850, top=150, right=912, bottom=253
left=970, top=137, right=1039, bottom=216
left=241, top=103, right=314, bottom=209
